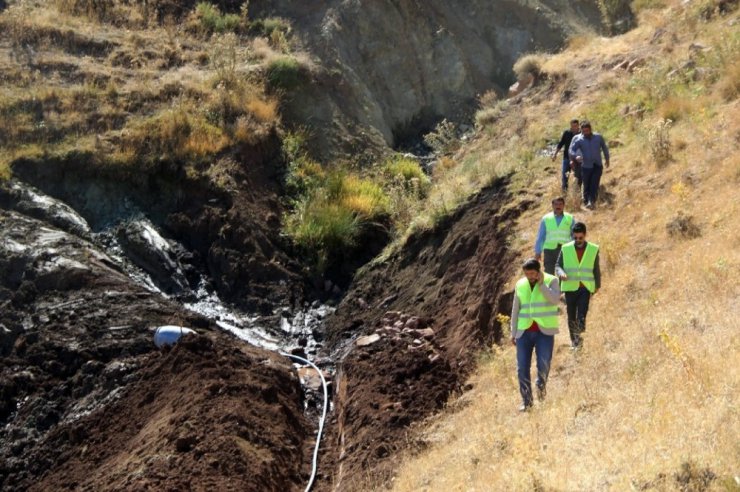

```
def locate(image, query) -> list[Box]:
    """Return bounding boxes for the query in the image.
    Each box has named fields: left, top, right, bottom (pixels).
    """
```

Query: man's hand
left=551, top=153, right=557, bottom=162
left=605, top=160, right=610, bottom=168
left=534, top=253, right=542, bottom=262
left=511, top=337, right=517, bottom=346
left=559, top=273, right=568, bottom=280
left=570, top=160, right=575, bottom=170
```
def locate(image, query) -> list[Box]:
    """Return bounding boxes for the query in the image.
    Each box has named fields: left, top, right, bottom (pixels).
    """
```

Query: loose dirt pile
left=0, top=210, right=314, bottom=492
left=18, top=336, right=313, bottom=492
left=322, top=179, right=531, bottom=489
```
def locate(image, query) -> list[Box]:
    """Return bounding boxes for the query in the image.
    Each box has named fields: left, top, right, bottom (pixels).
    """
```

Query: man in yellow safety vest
left=511, top=258, right=560, bottom=411
left=534, top=197, right=575, bottom=274
left=556, top=221, right=601, bottom=350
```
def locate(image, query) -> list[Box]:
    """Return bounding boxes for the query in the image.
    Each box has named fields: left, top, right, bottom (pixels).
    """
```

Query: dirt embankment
left=10, top=137, right=308, bottom=314
left=320, top=179, right=531, bottom=489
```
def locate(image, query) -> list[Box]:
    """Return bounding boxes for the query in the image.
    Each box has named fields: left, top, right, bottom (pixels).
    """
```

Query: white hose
left=280, top=352, right=329, bottom=492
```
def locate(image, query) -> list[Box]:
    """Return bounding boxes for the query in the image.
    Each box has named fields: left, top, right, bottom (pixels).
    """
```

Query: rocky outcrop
left=115, top=218, right=191, bottom=295
left=253, top=0, right=633, bottom=156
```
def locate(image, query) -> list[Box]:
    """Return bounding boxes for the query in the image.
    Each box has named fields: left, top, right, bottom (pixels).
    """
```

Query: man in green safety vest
left=510, top=258, right=560, bottom=412
left=534, top=197, right=575, bottom=274
left=556, top=221, right=601, bottom=350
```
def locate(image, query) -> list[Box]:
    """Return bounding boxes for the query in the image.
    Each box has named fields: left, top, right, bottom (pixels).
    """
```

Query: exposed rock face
left=115, top=218, right=191, bottom=295
left=254, top=0, right=632, bottom=155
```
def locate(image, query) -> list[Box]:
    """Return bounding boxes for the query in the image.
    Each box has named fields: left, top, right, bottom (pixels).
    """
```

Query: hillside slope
left=387, top=0, right=740, bottom=490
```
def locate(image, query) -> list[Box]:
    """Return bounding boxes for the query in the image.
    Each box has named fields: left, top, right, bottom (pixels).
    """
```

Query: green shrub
left=423, top=119, right=459, bottom=155
left=265, top=56, right=305, bottom=91
left=383, top=156, right=431, bottom=196
left=250, top=17, right=291, bottom=37
left=289, top=200, right=359, bottom=252
left=196, top=2, right=242, bottom=34
left=283, top=167, right=390, bottom=272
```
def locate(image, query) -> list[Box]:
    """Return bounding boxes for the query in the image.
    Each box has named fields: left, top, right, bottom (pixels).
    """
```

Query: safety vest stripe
left=520, top=302, right=554, bottom=308
left=518, top=310, right=559, bottom=319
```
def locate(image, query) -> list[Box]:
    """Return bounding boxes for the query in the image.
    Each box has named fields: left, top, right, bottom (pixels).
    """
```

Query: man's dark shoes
left=518, top=403, right=533, bottom=413
left=537, top=386, right=547, bottom=402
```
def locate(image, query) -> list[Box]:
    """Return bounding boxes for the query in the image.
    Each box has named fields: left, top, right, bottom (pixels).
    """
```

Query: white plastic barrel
left=153, top=325, right=197, bottom=348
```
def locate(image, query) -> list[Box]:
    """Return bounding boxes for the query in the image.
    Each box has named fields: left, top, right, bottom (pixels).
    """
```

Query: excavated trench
left=0, top=153, right=528, bottom=490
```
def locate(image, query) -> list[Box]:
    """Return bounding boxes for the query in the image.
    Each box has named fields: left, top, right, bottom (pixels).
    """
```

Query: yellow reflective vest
left=560, top=241, right=599, bottom=293
left=515, top=273, right=559, bottom=330
left=543, top=212, right=573, bottom=250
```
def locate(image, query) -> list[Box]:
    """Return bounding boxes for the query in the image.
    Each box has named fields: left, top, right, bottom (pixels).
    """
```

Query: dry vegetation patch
left=0, top=1, right=298, bottom=184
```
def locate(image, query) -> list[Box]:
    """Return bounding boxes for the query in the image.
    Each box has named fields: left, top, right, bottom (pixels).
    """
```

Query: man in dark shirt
left=551, top=119, right=580, bottom=193
left=556, top=222, right=601, bottom=350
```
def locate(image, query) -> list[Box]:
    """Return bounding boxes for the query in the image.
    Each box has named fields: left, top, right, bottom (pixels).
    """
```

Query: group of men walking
left=511, top=161, right=605, bottom=411
left=551, top=119, right=610, bottom=209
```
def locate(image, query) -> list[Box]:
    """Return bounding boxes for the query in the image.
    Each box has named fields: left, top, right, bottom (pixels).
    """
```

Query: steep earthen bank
left=252, top=0, right=633, bottom=156
left=9, top=134, right=308, bottom=314
left=321, top=179, right=532, bottom=489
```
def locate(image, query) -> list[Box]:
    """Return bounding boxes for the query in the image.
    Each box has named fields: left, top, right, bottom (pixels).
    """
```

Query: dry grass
left=390, top=1, right=740, bottom=490
left=513, top=53, right=545, bottom=79
left=0, top=1, right=280, bottom=181
left=246, top=97, right=279, bottom=123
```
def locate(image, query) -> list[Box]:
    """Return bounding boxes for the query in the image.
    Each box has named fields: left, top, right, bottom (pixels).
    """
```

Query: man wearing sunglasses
left=556, top=221, right=600, bottom=350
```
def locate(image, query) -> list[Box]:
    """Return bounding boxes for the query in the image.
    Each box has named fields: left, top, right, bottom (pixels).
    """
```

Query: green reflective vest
left=543, top=212, right=573, bottom=250
left=561, top=241, right=599, bottom=293
left=515, top=273, right=559, bottom=330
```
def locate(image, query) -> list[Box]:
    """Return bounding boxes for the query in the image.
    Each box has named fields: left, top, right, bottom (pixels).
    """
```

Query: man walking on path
left=511, top=258, right=560, bottom=412
left=569, top=121, right=610, bottom=209
left=556, top=222, right=600, bottom=350
left=534, top=197, right=575, bottom=275
left=551, top=119, right=580, bottom=193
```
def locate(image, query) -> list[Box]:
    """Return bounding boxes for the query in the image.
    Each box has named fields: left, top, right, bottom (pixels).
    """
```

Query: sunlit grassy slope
left=390, top=1, right=739, bottom=490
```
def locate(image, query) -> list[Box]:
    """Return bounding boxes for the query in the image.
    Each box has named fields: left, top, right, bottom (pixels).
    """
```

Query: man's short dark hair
left=570, top=119, right=579, bottom=125
left=580, top=120, right=591, bottom=129
left=573, top=221, right=587, bottom=234
left=552, top=196, right=565, bottom=205
left=522, top=258, right=541, bottom=271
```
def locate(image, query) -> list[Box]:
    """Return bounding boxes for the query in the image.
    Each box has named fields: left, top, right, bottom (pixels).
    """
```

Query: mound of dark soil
left=321, top=178, right=531, bottom=488
left=20, top=336, right=312, bottom=492
left=0, top=209, right=314, bottom=492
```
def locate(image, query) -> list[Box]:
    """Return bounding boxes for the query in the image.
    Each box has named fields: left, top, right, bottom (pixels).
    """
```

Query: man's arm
left=555, top=249, right=567, bottom=278
left=510, top=294, right=520, bottom=341
left=600, top=136, right=610, bottom=166
left=569, top=216, right=575, bottom=239
left=593, top=252, right=601, bottom=291
left=568, top=136, right=581, bottom=161
left=551, top=131, right=567, bottom=160
left=539, top=276, right=560, bottom=305
left=534, top=219, right=546, bottom=257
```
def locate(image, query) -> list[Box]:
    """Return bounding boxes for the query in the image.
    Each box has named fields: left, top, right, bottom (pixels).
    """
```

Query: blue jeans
left=516, top=330, right=555, bottom=406
left=582, top=165, right=603, bottom=205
